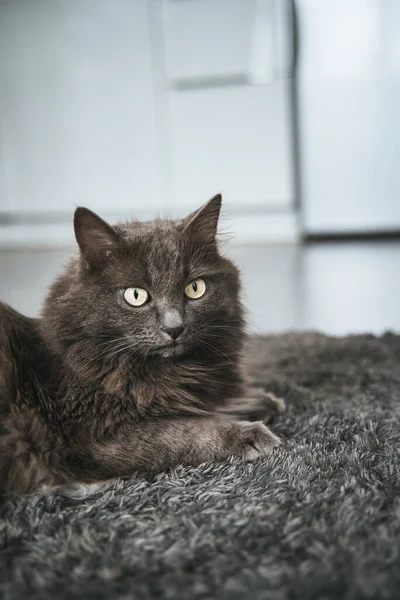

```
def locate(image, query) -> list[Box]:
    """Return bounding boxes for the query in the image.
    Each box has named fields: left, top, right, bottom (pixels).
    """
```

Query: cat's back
left=0, top=301, right=41, bottom=410
left=0, top=301, right=39, bottom=343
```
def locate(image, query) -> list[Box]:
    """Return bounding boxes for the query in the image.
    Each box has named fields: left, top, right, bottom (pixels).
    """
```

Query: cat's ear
left=74, top=207, right=122, bottom=269
left=183, top=194, right=222, bottom=244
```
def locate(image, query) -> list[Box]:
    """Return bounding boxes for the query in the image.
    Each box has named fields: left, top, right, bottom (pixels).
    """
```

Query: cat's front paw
left=251, top=390, right=286, bottom=423
left=219, top=390, right=285, bottom=423
left=230, top=421, right=281, bottom=461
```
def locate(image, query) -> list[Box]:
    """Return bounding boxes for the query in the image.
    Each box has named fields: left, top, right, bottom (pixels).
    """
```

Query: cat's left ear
left=74, top=207, right=122, bottom=269
left=183, top=194, right=222, bottom=244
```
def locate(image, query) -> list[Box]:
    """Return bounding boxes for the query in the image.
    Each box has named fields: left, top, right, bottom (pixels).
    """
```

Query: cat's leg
left=79, top=416, right=282, bottom=479
left=216, top=389, right=286, bottom=423
left=0, top=404, right=72, bottom=499
left=0, top=303, right=69, bottom=499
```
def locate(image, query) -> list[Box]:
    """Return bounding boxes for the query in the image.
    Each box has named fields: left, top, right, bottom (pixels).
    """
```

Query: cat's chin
left=155, top=342, right=186, bottom=359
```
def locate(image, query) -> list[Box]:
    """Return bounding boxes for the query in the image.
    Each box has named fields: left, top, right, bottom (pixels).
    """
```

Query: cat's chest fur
left=56, top=358, right=243, bottom=440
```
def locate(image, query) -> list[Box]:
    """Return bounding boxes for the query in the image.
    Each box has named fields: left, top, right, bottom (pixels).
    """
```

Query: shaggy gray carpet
left=1, top=332, right=399, bottom=600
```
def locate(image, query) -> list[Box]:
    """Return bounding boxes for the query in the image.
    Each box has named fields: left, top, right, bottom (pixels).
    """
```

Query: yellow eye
left=123, top=287, right=149, bottom=307
left=184, top=278, right=206, bottom=299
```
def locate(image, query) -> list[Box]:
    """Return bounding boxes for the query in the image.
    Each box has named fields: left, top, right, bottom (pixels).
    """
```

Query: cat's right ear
left=74, top=207, right=122, bottom=269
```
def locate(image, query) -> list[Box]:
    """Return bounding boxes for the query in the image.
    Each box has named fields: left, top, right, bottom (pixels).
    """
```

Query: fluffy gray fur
left=1, top=331, right=399, bottom=600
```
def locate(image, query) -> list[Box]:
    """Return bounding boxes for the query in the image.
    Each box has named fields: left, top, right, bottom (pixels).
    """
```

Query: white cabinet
left=168, top=83, right=294, bottom=211
left=297, top=0, right=400, bottom=233
left=162, top=0, right=259, bottom=82
left=161, top=0, right=295, bottom=213
left=0, top=0, right=297, bottom=244
left=0, top=0, right=161, bottom=218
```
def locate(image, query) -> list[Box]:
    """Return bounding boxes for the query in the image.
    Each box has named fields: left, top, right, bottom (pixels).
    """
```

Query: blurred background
left=0, top=0, right=399, bottom=335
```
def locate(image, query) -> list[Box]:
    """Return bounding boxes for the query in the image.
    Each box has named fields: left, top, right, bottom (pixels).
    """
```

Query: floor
left=0, top=240, right=399, bottom=336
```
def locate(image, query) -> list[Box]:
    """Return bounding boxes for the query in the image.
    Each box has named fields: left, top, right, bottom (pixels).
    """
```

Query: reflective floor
left=1, top=240, right=399, bottom=336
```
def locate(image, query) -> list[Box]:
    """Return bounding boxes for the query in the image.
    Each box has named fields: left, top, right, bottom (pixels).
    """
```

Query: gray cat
left=0, top=195, right=284, bottom=498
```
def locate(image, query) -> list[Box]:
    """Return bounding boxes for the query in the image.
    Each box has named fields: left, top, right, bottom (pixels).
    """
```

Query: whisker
left=197, top=338, right=233, bottom=365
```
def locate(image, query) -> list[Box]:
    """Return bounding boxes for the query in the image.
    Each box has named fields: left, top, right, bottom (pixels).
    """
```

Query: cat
left=0, top=194, right=284, bottom=499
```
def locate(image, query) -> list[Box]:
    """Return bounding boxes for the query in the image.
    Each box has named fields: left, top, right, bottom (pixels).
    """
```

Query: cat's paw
left=250, top=390, right=286, bottom=423
left=231, top=421, right=281, bottom=461
left=219, top=390, right=285, bottom=423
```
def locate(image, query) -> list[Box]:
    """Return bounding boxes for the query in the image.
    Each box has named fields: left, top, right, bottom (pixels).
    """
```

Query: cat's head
left=42, top=195, right=244, bottom=370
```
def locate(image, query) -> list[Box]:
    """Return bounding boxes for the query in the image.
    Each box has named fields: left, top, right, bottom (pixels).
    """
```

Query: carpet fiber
left=1, top=332, right=400, bottom=600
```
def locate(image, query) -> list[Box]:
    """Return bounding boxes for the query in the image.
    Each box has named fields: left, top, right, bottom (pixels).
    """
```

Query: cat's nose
left=163, top=325, right=185, bottom=341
